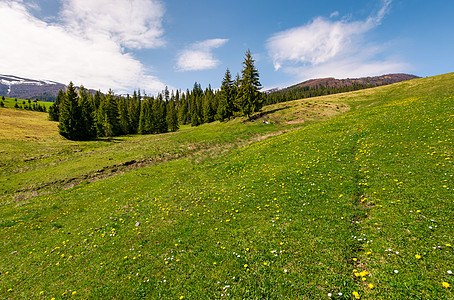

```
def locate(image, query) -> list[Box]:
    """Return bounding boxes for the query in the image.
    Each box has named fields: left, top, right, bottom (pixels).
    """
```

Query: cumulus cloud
left=266, top=0, right=407, bottom=80
left=0, top=0, right=166, bottom=93
left=61, top=0, right=165, bottom=49
left=176, top=39, right=228, bottom=72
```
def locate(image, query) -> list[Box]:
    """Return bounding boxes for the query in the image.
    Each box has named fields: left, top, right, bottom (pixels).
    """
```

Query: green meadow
left=0, top=73, right=453, bottom=299
left=0, top=97, right=54, bottom=110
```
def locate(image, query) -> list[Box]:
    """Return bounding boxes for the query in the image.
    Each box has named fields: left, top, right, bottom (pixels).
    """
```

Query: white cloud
left=329, top=11, right=339, bottom=18
left=61, top=0, right=165, bottom=49
left=176, top=39, right=228, bottom=72
left=0, top=0, right=166, bottom=94
left=266, top=0, right=408, bottom=80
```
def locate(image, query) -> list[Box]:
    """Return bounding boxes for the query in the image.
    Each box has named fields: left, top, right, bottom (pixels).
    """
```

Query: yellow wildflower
left=442, top=282, right=451, bottom=288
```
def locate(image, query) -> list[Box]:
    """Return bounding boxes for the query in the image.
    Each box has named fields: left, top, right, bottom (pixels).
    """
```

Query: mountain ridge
left=266, top=73, right=420, bottom=93
left=0, top=74, right=66, bottom=101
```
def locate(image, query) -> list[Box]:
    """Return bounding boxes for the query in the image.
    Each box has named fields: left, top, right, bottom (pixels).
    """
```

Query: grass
left=0, top=73, right=453, bottom=299
left=1, top=96, right=54, bottom=110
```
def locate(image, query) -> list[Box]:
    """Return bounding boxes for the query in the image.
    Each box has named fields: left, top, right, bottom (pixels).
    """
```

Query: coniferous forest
left=50, top=50, right=263, bottom=141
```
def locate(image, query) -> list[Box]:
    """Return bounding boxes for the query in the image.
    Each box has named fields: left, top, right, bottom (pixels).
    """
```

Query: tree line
left=263, top=82, right=378, bottom=105
left=0, top=96, right=48, bottom=112
left=50, top=50, right=263, bottom=141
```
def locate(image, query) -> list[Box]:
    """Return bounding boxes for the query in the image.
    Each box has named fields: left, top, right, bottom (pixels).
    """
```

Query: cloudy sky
left=0, top=0, right=453, bottom=94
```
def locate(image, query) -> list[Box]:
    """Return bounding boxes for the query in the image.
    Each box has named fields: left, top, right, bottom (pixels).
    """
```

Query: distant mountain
left=289, top=73, right=419, bottom=90
left=0, top=74, right=66, bottom=101
left=264, top=73, right=420, bottom=104
left=267, top=73, right=420, bottom=94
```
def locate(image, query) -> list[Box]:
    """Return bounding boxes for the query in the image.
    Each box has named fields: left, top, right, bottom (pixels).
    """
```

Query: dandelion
left=368, top=283, right=374, bottom=289
left=72, top=291, right=77, bottom=295
left=415, top=254, right=421, bottom=259
left=352, top=291, right=360, bottom=299
left=244, top=264, right=248, bottom=268
left=442, top=282, right=450, bottom=288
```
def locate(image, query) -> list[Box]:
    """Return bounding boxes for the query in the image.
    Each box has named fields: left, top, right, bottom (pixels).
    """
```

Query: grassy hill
left=0, top=73, right=453, bottom=299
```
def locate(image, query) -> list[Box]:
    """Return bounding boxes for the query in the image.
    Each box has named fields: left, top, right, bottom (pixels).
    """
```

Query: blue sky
left=0, top=0, right=453, bottom=94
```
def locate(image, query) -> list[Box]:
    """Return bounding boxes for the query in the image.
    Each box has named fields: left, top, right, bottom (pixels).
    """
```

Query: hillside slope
left=0, top=73, right=453, bottom=299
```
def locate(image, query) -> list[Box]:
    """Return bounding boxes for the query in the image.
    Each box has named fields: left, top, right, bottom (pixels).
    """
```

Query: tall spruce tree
left=58, top=82, right=84, bottom=140
left=178, top=93, right=189, bottom=125
left=128, top=91, right=141, bottom=133
left=216, top=68, right=234, bottom=121
left=118, top=97, right=130, bottom=135
left=79, top=86, right=97, bottom=139
left=49, top=89, right=65, bottom=121
left=166, top=98, right=179, bottom=132
left=235, top=50, right=262, bottom=119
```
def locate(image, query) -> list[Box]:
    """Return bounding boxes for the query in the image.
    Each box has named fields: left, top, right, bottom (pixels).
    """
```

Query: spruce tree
left=235, top=50, right=262, bottom=120
left=104, top=90, right=120, bottom=137
left=79, top=86, right=97, bottom=139
left=178, top=93, right=189, bottom=125
left=58, top=82, right=84, bottom=140
left=166, top=99, right=179, bottom=132
left=216, top=68, right=234, bottom=121
left=49, top=89, right=64, bottom=121
left=202, top=86, right=215, bottom=123
left=138, top=98, right=150, bottom=134
left=190, top=94, right=201, bottom=126
left=118, top=97, right=129, bottom=135
left=128, top=91, right=141, bottom=134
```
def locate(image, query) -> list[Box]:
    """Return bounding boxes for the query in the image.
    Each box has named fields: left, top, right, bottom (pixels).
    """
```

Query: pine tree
left=118, top=96, right=130, bottom=135
left=104, top=90, right=120, bottom=137
left=138, top=98, right=151, bottom=134
left=128, top=91, right=141, bottom=133
left=216, top=68, right=234, bottom=121
left=79, top=86, right=97, bottom=139
left=49, top=89, right=64, bottom=121
left=166, top=98, right=179, bottom=132
left=190, top=94, right=201, bottom=126
left=178, top=93, right=189, bottom=125
left=202, top=86, right=215, bottom=123
left=58, top=82, right=84, bottom=140
left=93, top=90, right=103, bottom=109
left=235, top=50, right=262, bottom=120
left=154, top=95, right=168, bottom=133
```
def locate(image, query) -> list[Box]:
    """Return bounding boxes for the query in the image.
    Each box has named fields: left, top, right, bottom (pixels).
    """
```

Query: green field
left=1, top=73, right=453, bottom=299
left=1, top=96, right=54, bottom=110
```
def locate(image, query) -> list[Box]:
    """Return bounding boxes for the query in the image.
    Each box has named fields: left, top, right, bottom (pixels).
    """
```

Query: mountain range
left=0, top=74, right=66, bottom=101
left=266, top=73, right=420, bottom=94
